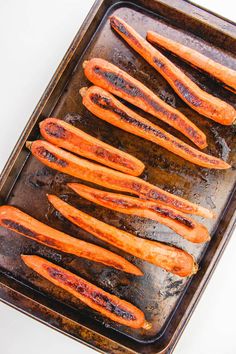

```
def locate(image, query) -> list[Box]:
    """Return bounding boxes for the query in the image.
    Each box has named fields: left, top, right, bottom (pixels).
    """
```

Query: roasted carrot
left=40, top=118, right=144, bottom=176
left=0, top=205, right=142, bottom=275
left=83, top=58, right=207, bottom=149
left=81, top=86, right=230, bottom=171
left=48, top=194, right=198, bottom=276
left=68, top=184, right=210, bottom=243
left=109, top=16, right=236, bottom=125
left=147, top=30, right=236, bottom=94
left=22, top=255, right=150, bottom=328
left=26, top=140, right=213, bottom=218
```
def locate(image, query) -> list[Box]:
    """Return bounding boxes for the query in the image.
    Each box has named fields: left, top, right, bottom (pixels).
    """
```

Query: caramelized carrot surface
left=83, top=58, right=207, bottom=149
left=109, top=16, right=236, bottom=125
left=68, top=184, right=210, bottom=243
left=22, top=255, right=150, bottom=328
left=40, top=118, right=144, bottom=176
left=48, top=194, right=198, bottom=276
left=26, top=140, right=213, bottom=218
left=80, top=86, right=230, bottom=171
left=147, top=30, right=236, bottom=94
left=0, top=205, right=142, bottom=275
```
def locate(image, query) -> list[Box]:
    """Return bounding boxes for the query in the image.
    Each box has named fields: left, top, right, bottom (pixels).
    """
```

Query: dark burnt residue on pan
left=36, top=147, right=68, bottom=167
left=47, top=266, right=136, bottom=320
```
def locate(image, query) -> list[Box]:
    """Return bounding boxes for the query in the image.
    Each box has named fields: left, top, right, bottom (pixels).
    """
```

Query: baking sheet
left=0, top=1, right=235, bottom=353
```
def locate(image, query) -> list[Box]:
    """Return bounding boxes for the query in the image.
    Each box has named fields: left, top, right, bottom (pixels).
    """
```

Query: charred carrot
left=48, top=194, right=198, bottom=276
left=26, top=140, right=213, bottom=218
left=68, top=184, right=210, bottom=243
left=80, top=86, right=229, bottom=171
left=40, top=118, right=144, bottom=176
left=83, top=58, right=207, bottom=149
left=147, top=30, right=236, bottom=94
left=22, top=255, right=150, bottom=328
left=109, top=16, right=236, bottom=125
left=0, top=205, right=142, bottom=275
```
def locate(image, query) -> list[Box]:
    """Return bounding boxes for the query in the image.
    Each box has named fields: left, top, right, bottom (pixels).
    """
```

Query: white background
left=0, top=1, right=235, bottom=353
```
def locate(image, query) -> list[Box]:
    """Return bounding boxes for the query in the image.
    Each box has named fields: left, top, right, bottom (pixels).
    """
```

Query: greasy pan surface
left=0, top=0, right=236, bottom=353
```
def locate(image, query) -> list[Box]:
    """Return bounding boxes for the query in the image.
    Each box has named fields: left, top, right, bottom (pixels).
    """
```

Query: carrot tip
left=82, top=60, right=89, bottom=69
left=21, top=254, right=30, bottom=263
left=142, top=321, right=152, bottom=330
left=201, top=142, right=208, bottom=150
left=26, top=141, right=33, bottom=150
left=79, top=87, right=88, bottom=97
left=192, top=261, right=199, bottom=275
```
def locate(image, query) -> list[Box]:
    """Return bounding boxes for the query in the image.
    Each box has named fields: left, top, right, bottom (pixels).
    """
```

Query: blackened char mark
left=45, top=122, right=67, bottom=139
left=146, top=189, right=192, bottom=211
left=36, top=234, right=62, bottom=248
left=92, top=66, right=204, bottom=144
left=1, top=219, right=38, bottom=237
left=153, top=57, right=166, bottom=69
left=92, top=66, right=179, bottom=120
left=102, top=195, right=135, bottom=209
left=70, top=215, right=123, bottom=246
left=90, top=93, right=214, bottom=164
left=36, top=146, right=68, bottom=167
left=93, top=147, right=133, bottom=169
left=151, top=206, right=194, bottom=228
left=175, top=80, right=202, bottom=107
left=47, top=266, right=136, bottom=320
left=110, top=16, right=143, bottom=50
left=153, top=57, right=202, bottom=108
left=90, top=93, right=168, bottom=140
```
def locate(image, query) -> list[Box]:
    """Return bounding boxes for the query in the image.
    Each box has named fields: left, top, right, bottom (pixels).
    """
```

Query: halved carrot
left=40, top=118, right=144, bottom=176
left=48, top=194, right=198, bottom=277
left=147, top=30, right=236, bottom=94
left=68, top=184, right=210, bottom=243
left=110, top=16, right=236, bottom=125
left=22, top=255, right=150, bottom=329
left=26, top=140, right=213, bottom=218
left=83, top=58, right=207, bottom=149
left=80, top=86, right=230, bottom=171
left=0, top=205, right=142, bottom=275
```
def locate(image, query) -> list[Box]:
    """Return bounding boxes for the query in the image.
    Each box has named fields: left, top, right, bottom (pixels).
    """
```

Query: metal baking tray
left=0, top=0, right=235, bottom=353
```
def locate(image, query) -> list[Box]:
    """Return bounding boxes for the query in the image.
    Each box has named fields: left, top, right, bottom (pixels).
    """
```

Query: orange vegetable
left=83, top=58, right=207, bottom=149
left=40, top=117, right=144, bottom=176
left=110, top=16, right=236, bottom=125
left=80, top=86, right=229, bottom=170
left=147, top=30, right=236, bottom=94
left=26, top=140, right=213, bottom=218
left=22, top=255, right=150, bottom=329
left=0, top=205, right=142, bottom=275
left=48, top=194, right=198, bottom=277
left=68, top=184, right=210, bottom=244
